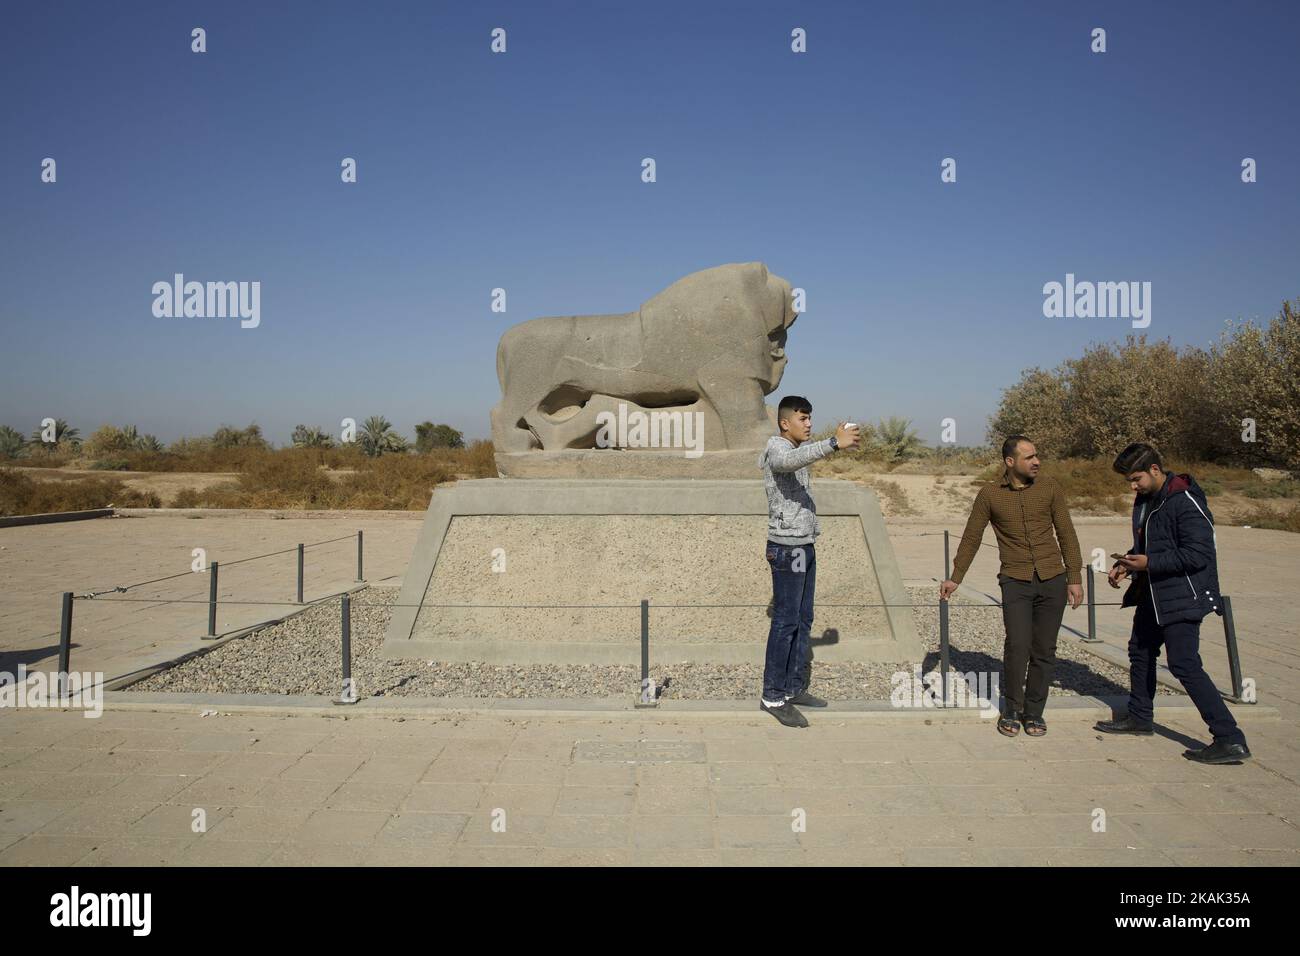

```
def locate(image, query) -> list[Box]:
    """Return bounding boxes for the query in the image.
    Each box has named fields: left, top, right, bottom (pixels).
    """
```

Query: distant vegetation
left=812, top=418, right=994, bottom=473
left=4, top=298, right=1296, bottom=530
left=0, top=469, right=160, bottom=515
left=0, top=418, right=494, bottom=515
left=990, top=298, right=1299, bottom=470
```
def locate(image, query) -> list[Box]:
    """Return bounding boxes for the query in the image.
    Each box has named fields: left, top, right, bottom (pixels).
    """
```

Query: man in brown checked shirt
left=939, top=436, right=1083, bottom=737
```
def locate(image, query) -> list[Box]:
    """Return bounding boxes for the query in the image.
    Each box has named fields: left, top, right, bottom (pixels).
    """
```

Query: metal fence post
left=336, top=594, right=356, bottom=705
left=58, top=591, right=73, bottom=699
left=204, top=561, right=219, bottom=639
left=636, top=599, right=656, bottom=707
left=356, top=530, right=364, bottom=583
left=938, top=597, right=950, bottom=708
left=1082, top=565, right=1102, bottom=643
left=297, top=543, right=305, bottom=604
left=943, top=530, right=950, bottom=580
left=1221, top=595, right=1247, bottom=703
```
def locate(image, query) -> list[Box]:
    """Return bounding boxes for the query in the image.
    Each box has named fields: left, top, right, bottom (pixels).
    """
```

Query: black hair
left=1113, top=442, right=1163, bottom=475
left=1001, top=435, right=1032, bottom=461
left=777, top=396, right=812, bottom=422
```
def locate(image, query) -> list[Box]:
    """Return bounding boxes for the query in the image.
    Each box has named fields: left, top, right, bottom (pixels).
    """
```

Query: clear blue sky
left=2, top=0, right=1297, bottom=447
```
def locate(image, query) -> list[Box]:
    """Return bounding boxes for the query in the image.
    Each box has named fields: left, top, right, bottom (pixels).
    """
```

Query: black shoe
left=761, top=699, right=809, bottom=728
left=1095, top=715, right=1155, bottom=736
left=1184, top=740, right=1251, bottom=764
left=787, top=690, right=828, bottom=708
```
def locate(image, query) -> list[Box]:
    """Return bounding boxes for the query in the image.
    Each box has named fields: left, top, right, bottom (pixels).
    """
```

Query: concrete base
left=0, top=507, right=114, bottom=528
left=496, top=449, right=768, bottom=479
left=382, top=478, right=921, bottom=664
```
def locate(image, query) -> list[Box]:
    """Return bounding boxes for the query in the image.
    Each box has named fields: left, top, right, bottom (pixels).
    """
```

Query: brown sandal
left=1022, top=715, right=1047, bottom=737
left=997, top=715, right=1021, bottom=737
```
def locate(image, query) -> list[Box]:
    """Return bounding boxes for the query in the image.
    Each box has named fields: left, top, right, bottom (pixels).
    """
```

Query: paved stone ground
left=890, top=520, right=1300, bottom=729
left=1, top=510, right=1296, bottom=866
left=0, top=511, right=421, bottom=684
left=0, top=706, right=1296, bottom=866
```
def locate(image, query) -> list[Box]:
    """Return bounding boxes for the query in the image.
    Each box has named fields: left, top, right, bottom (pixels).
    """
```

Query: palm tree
left=0, top=425, right=27, bottom=459
left=876, top=417, right=925, bottom=463
left=292, top=425, right=335, bottom=449
left=30, top=418, right=79, bottom=452
left=359, top=416, right=409, bottom=457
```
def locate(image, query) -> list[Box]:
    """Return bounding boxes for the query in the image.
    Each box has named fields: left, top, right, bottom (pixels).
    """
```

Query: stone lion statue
left=490, top=262, right=796, bottom=457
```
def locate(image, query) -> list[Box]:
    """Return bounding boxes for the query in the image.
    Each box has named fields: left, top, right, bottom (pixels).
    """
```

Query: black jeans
left=1128, top=599, right=1246, bottom=745
left=998, top=571, right=1067, bottom=718
left=762, top=542, right=815, bottom=702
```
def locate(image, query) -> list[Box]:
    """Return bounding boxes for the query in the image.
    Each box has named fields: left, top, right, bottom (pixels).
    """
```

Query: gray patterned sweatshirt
left=758, top=435, right=835, bottom=546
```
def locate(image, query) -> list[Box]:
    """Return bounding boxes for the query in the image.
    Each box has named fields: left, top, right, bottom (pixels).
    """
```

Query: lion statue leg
left=696, top=364, right=778, bottom=450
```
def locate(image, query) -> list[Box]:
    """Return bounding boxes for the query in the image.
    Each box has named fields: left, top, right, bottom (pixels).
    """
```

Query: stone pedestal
left=383, top=479, right=921, bottom=665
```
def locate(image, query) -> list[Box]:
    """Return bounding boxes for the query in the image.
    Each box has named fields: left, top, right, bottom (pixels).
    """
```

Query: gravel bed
left=132, top=586, right=1169, bottom=701
left=912, top=588, right=1173, bottom=699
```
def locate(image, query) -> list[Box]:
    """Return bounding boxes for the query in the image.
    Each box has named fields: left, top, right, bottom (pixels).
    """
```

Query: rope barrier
left=75, top=531, right=360, bottom=597
left=70, top=594, right=1130, bottom=610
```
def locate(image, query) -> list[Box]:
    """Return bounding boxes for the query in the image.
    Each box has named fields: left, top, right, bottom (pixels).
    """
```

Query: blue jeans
left=1128, top=599, right=1246, bottom=745
left=762, top=541, right=816, bottom=701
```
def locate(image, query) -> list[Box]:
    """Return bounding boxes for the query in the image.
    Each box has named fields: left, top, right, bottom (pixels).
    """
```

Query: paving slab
left=1, top=515, right=1296, bottom=867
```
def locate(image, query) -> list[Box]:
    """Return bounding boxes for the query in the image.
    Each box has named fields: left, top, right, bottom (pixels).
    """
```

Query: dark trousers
left=1128, top=599, right=1246, bottom=745
left=762, top=542, right=815, bottom=701
left=998, top=571, right=1067, bottom=718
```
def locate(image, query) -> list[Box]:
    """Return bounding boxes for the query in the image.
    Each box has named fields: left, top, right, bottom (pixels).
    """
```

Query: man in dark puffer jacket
left=1096, top=443, right=1250, bottom=764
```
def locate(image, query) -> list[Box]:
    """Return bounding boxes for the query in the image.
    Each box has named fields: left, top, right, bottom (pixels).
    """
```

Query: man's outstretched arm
left=766, top=437, right=834, bottom=474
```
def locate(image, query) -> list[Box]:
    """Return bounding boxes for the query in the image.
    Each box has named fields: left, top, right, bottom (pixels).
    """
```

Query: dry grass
left=168, top=441, right=497, bottom=511
left=1, top=439, right=498, bottom=515
left=0, top=468, right=161, bottom=516
left=863, top=478, right=918, bottom=516
left=1236, top=504, right=1300, bottom=532
left=968, top=457, right=1296, bottom=517
left=7, top=451, right=76, bottom=469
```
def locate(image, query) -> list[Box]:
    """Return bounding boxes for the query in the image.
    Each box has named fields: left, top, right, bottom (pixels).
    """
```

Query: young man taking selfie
left=757, top=396, right=860, bottom=728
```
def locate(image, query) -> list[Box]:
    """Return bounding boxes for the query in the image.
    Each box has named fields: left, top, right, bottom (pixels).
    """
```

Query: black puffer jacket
left=1121, top=473, right=1222, bottom=625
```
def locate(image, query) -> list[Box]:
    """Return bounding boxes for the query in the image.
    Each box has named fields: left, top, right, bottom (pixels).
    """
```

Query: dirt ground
left=812, top=461, right=1294, bottom=525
